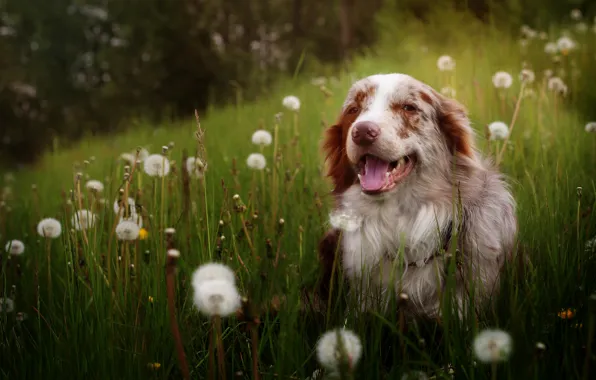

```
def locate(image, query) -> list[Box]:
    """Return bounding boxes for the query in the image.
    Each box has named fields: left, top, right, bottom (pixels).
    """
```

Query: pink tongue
left=360, top=156, right=390, bottom=191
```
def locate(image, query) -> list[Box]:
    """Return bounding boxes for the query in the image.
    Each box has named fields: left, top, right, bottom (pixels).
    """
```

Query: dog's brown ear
left=436, top=96, right=476, bottom=159
left=322, top=118, right=357, bottom=194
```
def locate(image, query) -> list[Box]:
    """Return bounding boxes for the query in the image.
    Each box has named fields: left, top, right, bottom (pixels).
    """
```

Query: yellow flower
left=148, top=296, right=154, bottom=303
left=139, top=228, right=148, bottom=240
left=147, top=362, right=161, bottom=370
left=557, top=308, right=575, bottom=319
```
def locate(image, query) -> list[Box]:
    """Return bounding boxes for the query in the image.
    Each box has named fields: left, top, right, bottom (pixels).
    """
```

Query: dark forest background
left=0, top=0, right=592, bottom=165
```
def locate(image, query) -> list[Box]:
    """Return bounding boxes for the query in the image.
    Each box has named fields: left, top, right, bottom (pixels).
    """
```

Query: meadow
left=1, top=7, right=596, bottom=380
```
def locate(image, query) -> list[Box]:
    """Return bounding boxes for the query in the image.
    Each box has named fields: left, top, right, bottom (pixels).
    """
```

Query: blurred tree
left=0, top=0, right=591, bottom=166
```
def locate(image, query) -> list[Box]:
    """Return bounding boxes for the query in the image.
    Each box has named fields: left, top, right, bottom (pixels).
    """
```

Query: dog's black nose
left=351, top=121, right=380, bottom=146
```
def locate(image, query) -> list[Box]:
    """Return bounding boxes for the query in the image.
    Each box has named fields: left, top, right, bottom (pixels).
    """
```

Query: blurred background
left=0, top=0, right=592, bottom=166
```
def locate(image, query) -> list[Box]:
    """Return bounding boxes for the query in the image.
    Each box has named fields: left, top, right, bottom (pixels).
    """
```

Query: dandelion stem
left=496, top=82, right=526, bottom=166
left=209, top=323, right=216, bottom=380
left=491, top=362, right=497, bottom=380
left=165, top=252, right=191, bottom=380
left=250, top=321, right=261, bottom=380
left=214, top=315, right=227, bottom=380
left=46, top=238, right=52, bottom=304
left=271, top=122, right=279, bottom=231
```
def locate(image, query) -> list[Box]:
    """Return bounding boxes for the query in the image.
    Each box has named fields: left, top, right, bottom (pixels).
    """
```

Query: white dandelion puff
left=251, top=130, right=273, bottom=146
left=543, top=69, right=554, bottom=78
left=246, top=153, right=266, bottom=170
left=570, top=9, right=582, bottom=21
left=0, top=298, right=14, bottom=313
left=556, top=36, right=576, bottom=52
left=37, top=218, right=62, bottom=238
left=115, top=220, right=140, bottom=241
left=519, top=69, right=535, bottom=84
left=539, top=31, right=548, bottom=40
left=437, top=55, right=456, bottom=71
left=120, top=152, right=136, bottom=164
left=193, top=279, right=241, bottom=317
left=329, top=208, right=363, bottom=232
left=282, top=95, right=301, bottom=111
left=488, top=121, right=510, bottom=141
left=137, top=148, right=150, bottom=161
left=440, top=86, right=457, bottom=97
left=113, top=197, right=136, bottom=215
left=186, top=157, right=207, bottom=179
left=143, top=154, right=171, bottom=177
left=544, top=42, right=558, bottom=54
left=71, top=210, right=97, bottom=230
left=192, top=262, right=236, bottom=287
left=316, top=328, right=363, bottom=372
left=120, top=213, right=143, bottom=228
left=167, top=248, right=181, bottom=258
left=4, top=240, right=24, bottom=255
left=473, top=329, right=513, bottom=363
left=85, top=179, right=104, bottom=193
left=492, top=71, right=513, bottom=89
left=585, top=122, right=596, bottom=133
left=547, top=77, right=568, bottom=96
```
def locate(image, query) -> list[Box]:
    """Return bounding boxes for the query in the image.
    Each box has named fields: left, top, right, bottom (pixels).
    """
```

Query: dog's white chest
left=338, top=194, right=450, bottom=281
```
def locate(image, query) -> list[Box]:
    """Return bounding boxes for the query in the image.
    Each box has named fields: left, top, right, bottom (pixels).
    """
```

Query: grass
left=1, top=6, right=596, bottom=380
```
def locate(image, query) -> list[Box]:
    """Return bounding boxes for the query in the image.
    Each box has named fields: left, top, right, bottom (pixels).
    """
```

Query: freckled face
left=341, top=74, right=440, bottom=194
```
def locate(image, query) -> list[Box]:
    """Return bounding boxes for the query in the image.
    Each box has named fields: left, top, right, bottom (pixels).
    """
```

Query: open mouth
left=356, top=154, right=416, bottom=194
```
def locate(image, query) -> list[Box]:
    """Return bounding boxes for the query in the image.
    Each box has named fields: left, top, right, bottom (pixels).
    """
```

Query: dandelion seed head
left=547, top=76, right=568, bottom=96
left=186, top=157, right=207, bottom=179
left=437, top=55, right=456, bottom=71
left=4, top=240, right=24, bottom=255
left=115, top=220, right=140, bottom=241
left=246, top=153, right=266, bottom=170
left=143, top=154, right=170, bottom=177
left=85, top=180, right=104, bottom=193
left=492, top=71, right=513, bottom=89
left=544, top=42, right=558, bottom=54
left=113, top=197, right=136, bottom=215
left=519, top=69, right=535, bottom=83
left=584, top=122, right=596, bottom=133
left=167, top=249, right=180, bottom=258
left=192, top=262, right=236, bottom=287
left=282, top=95, right=301, bottom=111
left=0, top=298, right=14, bottom=313
left=556, top=36, right=576, bottom=53
left=316, top=328, right=363, bottom=372
left=120, top=152, right=136, bottom=164
left=71, top=210, right=97, bottom=230
left=164, top=227, right=176, bottom=234
left=251, top=130, right=273, bottom=146
left=488, top=121, right=510, bottom=141
left=570, top=8, right=582, bottom=21
left=37, top=218, right=62, bottom=238
left=193, top=279, right=241, bottom=317
left=473, top=329, right=513, bottom=363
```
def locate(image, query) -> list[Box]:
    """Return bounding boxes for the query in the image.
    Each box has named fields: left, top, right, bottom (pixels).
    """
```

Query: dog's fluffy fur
left=318, top=73, right=517, bottom=318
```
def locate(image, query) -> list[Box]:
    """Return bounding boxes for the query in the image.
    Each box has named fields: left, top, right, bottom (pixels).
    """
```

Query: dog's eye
left=402, top=104, right=417, bottom=112
left=347, top=106, right=360, bottom=114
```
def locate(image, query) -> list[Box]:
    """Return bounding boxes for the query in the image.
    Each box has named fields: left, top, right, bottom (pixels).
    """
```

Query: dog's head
left=323, top=73, right=479, bottom=196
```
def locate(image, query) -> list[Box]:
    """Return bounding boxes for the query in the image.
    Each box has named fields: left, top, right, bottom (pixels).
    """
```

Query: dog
left=317, top=73, right=517, bottom=319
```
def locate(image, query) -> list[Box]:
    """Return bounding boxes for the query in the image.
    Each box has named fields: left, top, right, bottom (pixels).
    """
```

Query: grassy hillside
left=1, top=7, right=596, bottom=380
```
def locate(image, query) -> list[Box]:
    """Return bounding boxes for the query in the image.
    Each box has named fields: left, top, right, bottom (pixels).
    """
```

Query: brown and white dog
left=318, top=73, right=517, bottom=318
